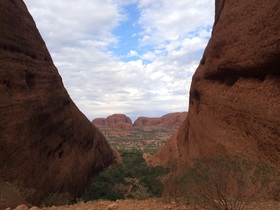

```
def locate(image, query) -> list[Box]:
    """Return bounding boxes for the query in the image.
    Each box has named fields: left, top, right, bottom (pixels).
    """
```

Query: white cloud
left=127, top=50, right=139, bottom=57
left=23, top=0, right=214, bottom=121
left=137, top=0, right=214, bottom=46
left=26, top=0, right=123, bottom=51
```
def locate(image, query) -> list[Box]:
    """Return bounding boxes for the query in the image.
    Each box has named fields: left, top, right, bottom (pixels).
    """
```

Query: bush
left=0, top=181, right=35, bottom=209
left=83, top=149, right=169, bottom=201
left=41, top=192, right=75, bottom=207
left=166, top=155, right=274, bottom=210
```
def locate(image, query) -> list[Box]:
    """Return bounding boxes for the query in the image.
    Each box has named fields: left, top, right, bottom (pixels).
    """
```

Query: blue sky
left=24, top=0, right=214, bottom=121
left=111, top=3, right=141, bottom=61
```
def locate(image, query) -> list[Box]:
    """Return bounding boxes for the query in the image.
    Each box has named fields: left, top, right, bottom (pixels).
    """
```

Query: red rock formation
left=92, top=114, right=134, bottom=130
left=147, top=132, right=181, bottom=166
left=150, top=0, right=280, bottom=167
left=92, top=118, right=108, bottom=126
left=159, top=112, right=188, bottom=127
left=133, top=112, right=187, bottom=128
left=106, top=114, right=133, bottom=126
left=93, top=112, right=187, bottom=132
left=0, top=0, right=114, bottom=206
left=133, top=117, right=161, bottom=127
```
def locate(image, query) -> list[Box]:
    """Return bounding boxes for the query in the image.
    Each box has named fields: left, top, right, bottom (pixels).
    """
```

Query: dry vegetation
left=99, top=126, right=175, bottom=154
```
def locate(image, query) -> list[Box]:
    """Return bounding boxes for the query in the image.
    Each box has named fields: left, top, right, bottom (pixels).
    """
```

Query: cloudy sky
left=24, top=0, right=214, bottom=121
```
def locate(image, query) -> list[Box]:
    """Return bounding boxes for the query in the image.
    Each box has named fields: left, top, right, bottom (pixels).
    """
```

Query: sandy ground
left=37, top=199, right=280, bottom=210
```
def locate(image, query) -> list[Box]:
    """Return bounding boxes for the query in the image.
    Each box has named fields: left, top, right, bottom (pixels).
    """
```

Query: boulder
left=0, top=0, right=114, bottom=205
left=14, top=205, right=28, bottom=210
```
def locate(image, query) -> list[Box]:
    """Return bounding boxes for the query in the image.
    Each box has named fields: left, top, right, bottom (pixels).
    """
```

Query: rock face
left=0, top=0, right=114, bottom=205
left=150, top=0, right=280, bottom=167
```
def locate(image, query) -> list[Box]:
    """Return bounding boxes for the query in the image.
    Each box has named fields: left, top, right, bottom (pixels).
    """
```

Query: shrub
left=165, top=155, right=274, bottom=210
left=41, top=192, right=75, bottom=207
left=83, top=149, right=169, bottom=201
left=0, top=181, right=35, bottom=209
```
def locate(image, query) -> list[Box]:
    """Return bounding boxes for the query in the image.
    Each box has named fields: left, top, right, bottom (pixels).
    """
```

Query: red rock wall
left=0, top=0, right=114, bottom=203
left=150, top=0, right=280, bottom=167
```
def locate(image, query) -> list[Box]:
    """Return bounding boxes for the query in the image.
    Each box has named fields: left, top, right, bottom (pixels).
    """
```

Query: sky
left=24, top=0, right=214, bottom=122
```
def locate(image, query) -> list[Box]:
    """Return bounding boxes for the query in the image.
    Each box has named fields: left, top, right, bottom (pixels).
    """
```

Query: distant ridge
left=92, top=112, right=188, bottom=130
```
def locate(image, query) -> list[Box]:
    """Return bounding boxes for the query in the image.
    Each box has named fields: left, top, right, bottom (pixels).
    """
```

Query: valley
left=92, top=113, right=187, bottom=154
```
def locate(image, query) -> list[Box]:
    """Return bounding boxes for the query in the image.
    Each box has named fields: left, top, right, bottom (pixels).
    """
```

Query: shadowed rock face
left=0, top=0, right=114, bottom=204
left=150, top=0, right=280, bottom=167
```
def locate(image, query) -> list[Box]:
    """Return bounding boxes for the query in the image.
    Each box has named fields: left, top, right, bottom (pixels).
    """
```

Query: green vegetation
left=83, top=149, right=169, bottom=201
left=165, top=154, right=275, bottom=210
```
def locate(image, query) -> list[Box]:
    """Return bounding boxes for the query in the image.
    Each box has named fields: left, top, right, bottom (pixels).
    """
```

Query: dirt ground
left=37, top=199, right=280, bottom=210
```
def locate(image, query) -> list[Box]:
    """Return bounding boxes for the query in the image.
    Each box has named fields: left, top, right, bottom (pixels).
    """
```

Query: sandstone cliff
left=149, top=0, right=280, bottom=167
left=0, top=0, right=114, bottom=206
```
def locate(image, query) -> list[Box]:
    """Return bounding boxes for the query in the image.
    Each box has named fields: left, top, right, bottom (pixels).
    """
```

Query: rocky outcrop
left=133, top=112, right=188, bottom=128
left=147, top=132, right=181, bottom=166
left=92, top=112, right=188, bottom=131
left=92, top=118, right=108, bottom=126
left=107, top=114, right=134, bottom=130
left=150, top=0, right=280, bottom=167
left=0, top=0, right=114, bottom=206
left=133, top=117, right=161, bottom=127
left=92, top=114, right=134, bottom=130
left=158, top=112, right=188, bottom=127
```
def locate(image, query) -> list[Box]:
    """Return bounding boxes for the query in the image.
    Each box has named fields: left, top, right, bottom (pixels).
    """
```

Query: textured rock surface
left=0, top=0, right=114, bottom=205
left=150, top=0, right=280, bottom=167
